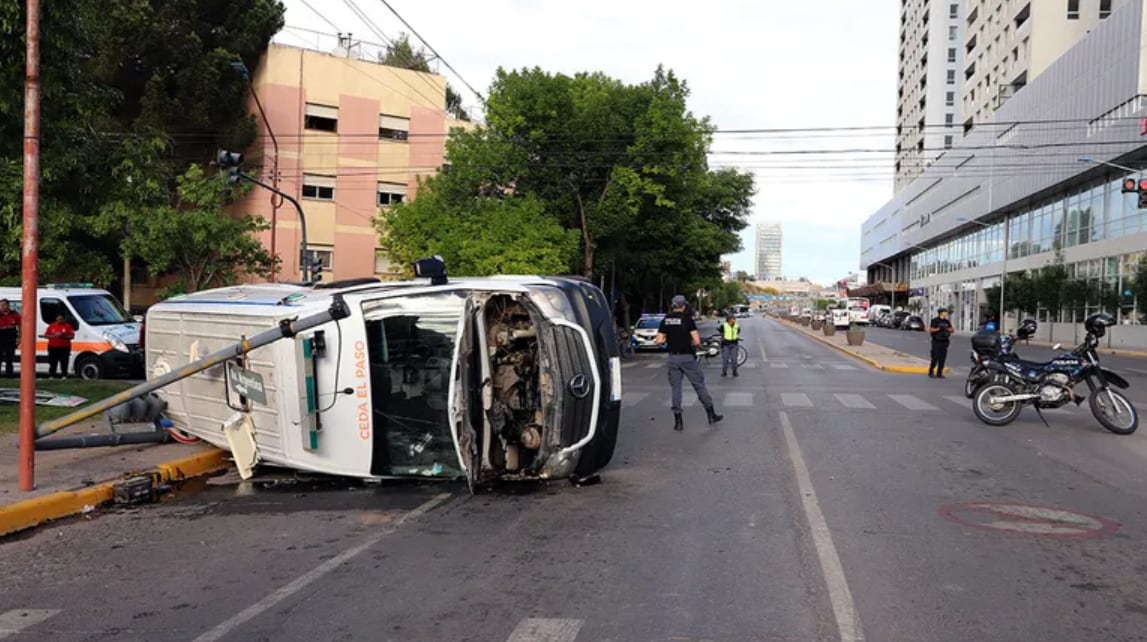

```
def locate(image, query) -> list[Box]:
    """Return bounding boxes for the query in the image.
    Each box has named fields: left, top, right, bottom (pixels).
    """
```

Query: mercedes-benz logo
left=568, top=374, right=591, bottom=399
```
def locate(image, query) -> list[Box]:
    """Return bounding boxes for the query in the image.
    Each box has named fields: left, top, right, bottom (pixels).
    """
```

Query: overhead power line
left=371, top=0, right=486, bottom=104
left=298, top=0, right=343, bottom=34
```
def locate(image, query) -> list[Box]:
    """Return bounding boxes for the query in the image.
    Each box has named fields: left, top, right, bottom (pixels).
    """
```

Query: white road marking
left=944, top=395, right=968, bottom=406
left=645, top=362, right=662, bottom=369
left=1124, top=367, right=1147, bottom=375
left=781, top=393, right=813, bottom=407
left=834, top=393, right=874, bottom=409
left=832, top=364, right=857, bottom=371
left=725, top=392, right=754, bottom=407
left=506, top=618, right=583, bottom=642
left=623, top=392, right=649, bottom=406
left=771, top=362, right=790, bottom=369
left=741, top=362, right=758, bottom=369
left=0, top=610, right=60, bottom=640
left=192, top=493, right=452, bottom=642
left=779, top=412, right=864, bottom=641
left=889, top=394, right=939, bottom=411
left=665, top=397, right=698, bottom=408
left=758, top=337, right=769, bottom=362
left=805, top=363, right=824, bottom=370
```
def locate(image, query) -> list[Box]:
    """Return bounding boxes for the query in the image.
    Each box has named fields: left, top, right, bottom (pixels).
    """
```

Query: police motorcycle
left=963, top=318, right=1037, bottom=398
left=971, top=313, right=1138, bottom=434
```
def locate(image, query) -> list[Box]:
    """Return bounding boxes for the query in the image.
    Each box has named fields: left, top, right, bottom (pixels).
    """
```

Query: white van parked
left=0, top=284, right=142, bottom=379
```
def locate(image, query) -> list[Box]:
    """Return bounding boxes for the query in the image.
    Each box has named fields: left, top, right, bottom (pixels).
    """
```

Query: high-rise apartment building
left=895, top=0, right=967, bottom=191
left=961, top=0, right=1127, bottom=130
left=755, top=223, right=782, bottom=281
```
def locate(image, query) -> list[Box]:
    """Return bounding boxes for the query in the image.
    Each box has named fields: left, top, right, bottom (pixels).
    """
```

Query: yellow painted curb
left=780, top=320, right=951, bottom=375
left=0, top=448, right=229, bottom=538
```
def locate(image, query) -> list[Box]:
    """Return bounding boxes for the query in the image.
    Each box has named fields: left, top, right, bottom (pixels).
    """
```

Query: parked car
left=631, top=314, right=667, bottom=351
left=889, top=310, right=910, bottom=329
left=902, top=315, right=926, bottom=331
left=145, top=268, right=621, bottom=489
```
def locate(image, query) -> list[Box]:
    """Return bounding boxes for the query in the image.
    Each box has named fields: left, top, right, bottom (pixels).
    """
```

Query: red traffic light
left=1139, top=179, right=1147, bottom=192
left=1123, top=178, right=1140, bottom=193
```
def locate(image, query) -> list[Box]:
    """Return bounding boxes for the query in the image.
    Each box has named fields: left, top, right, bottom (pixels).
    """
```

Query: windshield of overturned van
left=361, top=291, right=467, bottom=477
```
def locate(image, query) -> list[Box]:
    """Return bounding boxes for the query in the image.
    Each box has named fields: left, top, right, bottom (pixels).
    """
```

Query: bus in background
left=846, top=297, right=870, bottom=325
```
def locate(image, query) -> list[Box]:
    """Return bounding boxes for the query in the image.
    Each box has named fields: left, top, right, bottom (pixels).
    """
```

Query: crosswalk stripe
left=725, top=392, right=754, bottom=407
left=664, top=397, right=698, bottom=408
left=832, top=364, right=857, bottom=371
left=834, top=393, right=875, bottom=409
left=944, top=395, right=968, bottom=406
left=505, top=618, right=583, bottom=642
left=770, top=362, right=790, bottom=369
left=0, top=610, right=61, bottom=640
left=645, top=362, right=662, bottom=369
left=806, top=363, right=824, bottom=370
left=889, top=394, right=939, bottom=411
left=781, top=392, right=813, bottom=407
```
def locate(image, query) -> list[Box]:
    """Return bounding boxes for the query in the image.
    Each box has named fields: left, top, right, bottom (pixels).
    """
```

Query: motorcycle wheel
left=735, top=344, right=749, bottom=367
left=964, top=367, right=985, bottom=398
left=1089, top=388, right=1139, bottom=435
left=972, top=382, right=1023, bottom=426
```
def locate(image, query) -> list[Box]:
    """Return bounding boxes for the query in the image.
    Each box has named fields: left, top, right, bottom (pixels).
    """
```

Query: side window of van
left=40, top=298, right=78, bottom=330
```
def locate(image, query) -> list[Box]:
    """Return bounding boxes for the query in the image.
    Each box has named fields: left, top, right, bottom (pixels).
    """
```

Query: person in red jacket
left=42, top=314, right=75, bottom=379
left=0, top=299, right=19, bottom=378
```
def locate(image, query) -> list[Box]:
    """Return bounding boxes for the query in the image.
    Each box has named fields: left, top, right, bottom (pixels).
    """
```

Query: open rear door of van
left=448, top=298, right=480, bottom=493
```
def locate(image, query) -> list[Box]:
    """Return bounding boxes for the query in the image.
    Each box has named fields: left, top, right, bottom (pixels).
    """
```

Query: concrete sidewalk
left=779, top=318, right=950, bottom=375
left=1, top=423, right=229, bottom=537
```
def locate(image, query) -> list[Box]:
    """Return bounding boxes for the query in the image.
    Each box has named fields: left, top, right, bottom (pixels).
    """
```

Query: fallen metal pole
left=35, top=430, right=172, bottom=451
left=36, top=294, right=350, bottom=439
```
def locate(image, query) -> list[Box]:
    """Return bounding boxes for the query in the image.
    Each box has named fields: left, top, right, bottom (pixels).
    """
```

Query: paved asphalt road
left=3, top=317, right=1147, bottom=641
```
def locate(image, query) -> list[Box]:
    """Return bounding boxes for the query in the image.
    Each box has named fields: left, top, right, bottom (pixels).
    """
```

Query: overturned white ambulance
left=144, top=272, right=622, bottom=489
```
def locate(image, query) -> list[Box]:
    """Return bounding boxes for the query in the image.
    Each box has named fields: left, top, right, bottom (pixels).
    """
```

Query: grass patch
left=0, top=380, right=134, bottom=434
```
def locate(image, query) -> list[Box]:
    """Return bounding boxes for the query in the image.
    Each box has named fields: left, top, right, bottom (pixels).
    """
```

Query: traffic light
left=1122, top=177, right=1138, bottom=193
left=1140, top=190, right=1147, bottom=209
left=216, top=149, right=243, bottom=182
left=1119, top=176, right=1147, bottom=209
left=310, top=253, right=324, bottom=282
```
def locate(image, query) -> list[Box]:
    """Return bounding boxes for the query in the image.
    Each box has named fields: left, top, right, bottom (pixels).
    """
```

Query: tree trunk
left=573, top=191, right=594, bottom=278
left=619, top=293, right=631, bottom=329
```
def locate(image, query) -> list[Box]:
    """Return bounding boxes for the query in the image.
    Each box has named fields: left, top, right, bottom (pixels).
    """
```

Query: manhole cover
left=939, top=501, right=1119, bottom=539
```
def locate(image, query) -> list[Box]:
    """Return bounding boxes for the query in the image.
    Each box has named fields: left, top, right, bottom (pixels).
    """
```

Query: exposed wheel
left=1089, top=388, right=1139, bottom=435
left=75, top=355, right=104, bottom=380
left=735, top=344, right=749, bottom=367
left=964, top=367, right=985, bottom=398
left=973, top=382, right=1022, bottom=426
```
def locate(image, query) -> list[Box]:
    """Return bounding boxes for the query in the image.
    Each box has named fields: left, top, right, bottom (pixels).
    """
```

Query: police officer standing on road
left=0, top=299, right=19, bottom=378
left=656, top=295, right=723, bottom=431
left=928, top=307, right=954, bottom=378
left=720, top=313, right=740, bottom=377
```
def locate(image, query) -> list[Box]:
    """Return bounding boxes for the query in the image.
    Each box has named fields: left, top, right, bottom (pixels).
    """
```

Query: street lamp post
left=956, top=216, right=1008, bottom=332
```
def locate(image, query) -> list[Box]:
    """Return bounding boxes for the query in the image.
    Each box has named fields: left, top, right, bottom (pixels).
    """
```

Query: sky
left=278, top=0, right=901, bottom=286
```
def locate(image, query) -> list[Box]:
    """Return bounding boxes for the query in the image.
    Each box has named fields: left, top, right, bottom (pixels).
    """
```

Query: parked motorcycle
left=696, top=333, right=749, bottom=367
left=964, top=319, right=1037, bottom=398
left=971, top=313, right=1137, bottom=434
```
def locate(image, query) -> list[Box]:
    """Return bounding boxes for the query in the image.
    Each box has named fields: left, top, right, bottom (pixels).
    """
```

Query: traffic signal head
left=1123, top=177, right=1138, bottom=193
left=1139, top=190, right=1147, bottom=209
left=216, top=150, right=243, bottom=183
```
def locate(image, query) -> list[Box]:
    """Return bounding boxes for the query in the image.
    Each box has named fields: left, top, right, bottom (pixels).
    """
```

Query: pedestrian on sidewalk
left=656, top=295, right=723, bottom=431
left=0, top=299, right=19, bottom=378
left=720, top=312, right=741, bottom=377
left=928, top=307, right=954, bottom=378
left=42, top=314, right=75, bottom=379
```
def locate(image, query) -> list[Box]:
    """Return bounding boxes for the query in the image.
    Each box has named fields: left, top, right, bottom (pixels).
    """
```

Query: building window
left=379, top=114, right=410, bottom=141
left=946, top=91, right=955, bottom=106
left=947, top=47, right=957, bottom=63
left=377, top=182, right=407, bottom=207
left=950, top=3, right=958, bottom=19
left=1067, top=0, right=1079, bottom=19
left=945, top=113, right=954, bottom=127
left=944, top=135, right=953, bottom=149
left=1100, top=0, right=1112, bottom=18
left=304, top=103, right=338, bottom=132
left=306, top=247, right=333, bottom=271
left=947, top=69, right=956, bottom=84
left=949, top=26, right=958, bottom=40
left=301, top=174, right=335, bottom=201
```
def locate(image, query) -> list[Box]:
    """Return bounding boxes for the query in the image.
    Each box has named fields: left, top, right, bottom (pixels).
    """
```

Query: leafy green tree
left=1034, top=252, right=1070, bottom=321
left=0, top=0, right=284, bottom=286
left=1095, top=279, right=1121, bottom=315
left=1061, top=279, right=1089, bottom=322
left=1131, top=255, right=1147, bottom=320
left=125, top=165, right=275, bottom=295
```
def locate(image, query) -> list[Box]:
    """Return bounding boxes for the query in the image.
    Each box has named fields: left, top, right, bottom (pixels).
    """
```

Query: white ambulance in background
left=0, top=284, right=143, bottom=379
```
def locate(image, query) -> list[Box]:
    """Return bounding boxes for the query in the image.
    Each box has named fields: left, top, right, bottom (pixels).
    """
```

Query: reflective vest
left=721, top=322, right=739, bottom=342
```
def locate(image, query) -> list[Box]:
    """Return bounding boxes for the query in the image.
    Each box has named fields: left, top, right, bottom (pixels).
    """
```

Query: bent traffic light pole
left=237, top=171, right=311, bottom=283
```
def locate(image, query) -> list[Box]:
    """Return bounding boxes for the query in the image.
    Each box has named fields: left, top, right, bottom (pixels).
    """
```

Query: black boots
left=672, top=413, right=684, bottom=431
left=705, top=405, right=723, bottom=425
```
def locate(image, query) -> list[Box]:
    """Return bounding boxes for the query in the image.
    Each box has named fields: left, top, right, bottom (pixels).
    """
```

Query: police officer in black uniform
left=928, top=307, right=954, bottom=378
left=656, top=295, right=723, bottom=431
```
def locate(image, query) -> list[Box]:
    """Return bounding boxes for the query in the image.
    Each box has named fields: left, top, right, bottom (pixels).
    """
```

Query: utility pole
left=19, top=0, right=42, bottom=491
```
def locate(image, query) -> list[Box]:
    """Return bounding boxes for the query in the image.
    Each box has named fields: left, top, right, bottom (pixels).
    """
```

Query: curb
left=0, top=448, right=230, bottom=538
left=778, top=319, right=950, bottom=376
